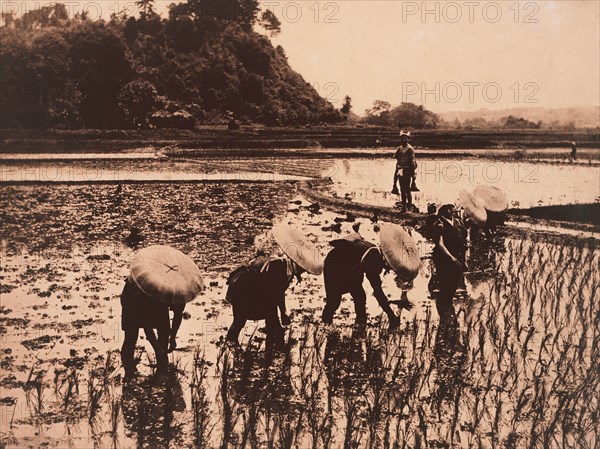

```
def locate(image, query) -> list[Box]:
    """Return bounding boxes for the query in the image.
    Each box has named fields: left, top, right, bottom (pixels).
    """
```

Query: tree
left=119, top=80, right=161, bottom=127
left=0, top=0, right=343, bottom=128
left=136, top=0, right=156, bottom=17
left=391, top=102, right=439, bottom=129
left=363, top=101, right=439, bottom=128
left=259, top=9, right=281, bottom=36
left=502, top=115, right=540, bottom=129
left=184, top=0, right=260, bottom=30
left=341, top=95, right=352, bottom=114
left=366, top=100, right=391, bottom=117
left=16, top=4, right=68, bottom=29
left=1, top=11, right=15, bottom=27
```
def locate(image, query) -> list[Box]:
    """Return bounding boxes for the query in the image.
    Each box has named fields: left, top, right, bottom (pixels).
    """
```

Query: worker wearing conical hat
left=322, top=233, right=401, bottom=328
left=122, top=245, right=203, bottom=377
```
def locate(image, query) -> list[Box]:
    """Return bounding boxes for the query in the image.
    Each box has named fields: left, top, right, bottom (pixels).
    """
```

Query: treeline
left=444, top=115, right=578, bottom=130
left=0, top=1, right=343, bottom=129
left=362, top=101, right=440, bottom=129
left=360, top=100, right=580, bottom=130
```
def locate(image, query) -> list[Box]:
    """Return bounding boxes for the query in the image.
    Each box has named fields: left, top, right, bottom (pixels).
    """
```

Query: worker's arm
left=277, top=289, right=291, bottom=325
left=169, top=304, right=185, bottom=352
left=364, top=258, right=395, bottom=316
left=436, top=235, right=462, bottom=266
left=406, top=146, right=417, bottom=169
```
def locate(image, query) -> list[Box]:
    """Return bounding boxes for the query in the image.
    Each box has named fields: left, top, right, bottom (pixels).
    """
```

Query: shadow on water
left=216, top=341, right=299, bottom=449
left=121, top=368, right=186, bottom=449
left=466, top=232, right=508, bottom=290
left=432, top=302, right=467, bottom=410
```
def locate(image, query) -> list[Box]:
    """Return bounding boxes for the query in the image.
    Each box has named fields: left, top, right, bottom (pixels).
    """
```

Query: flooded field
left=0, top=157, right=598, bottom=448
left=326, top=158, right=600, bottom=210
left=1, top=157, right=598, bottom=210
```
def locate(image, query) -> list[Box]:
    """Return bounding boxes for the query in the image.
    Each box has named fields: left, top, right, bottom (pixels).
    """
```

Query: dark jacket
left=120, top=279, right=169, bottom=330
left=226, top=257, right=290, bottom=320
left=324, top=234, right=386, bottom=296
left=432, top=217, right=467, bottom=264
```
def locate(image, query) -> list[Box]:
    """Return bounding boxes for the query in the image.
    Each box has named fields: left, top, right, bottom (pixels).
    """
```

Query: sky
left=266, top=0, right=600, bottom=114
left=6, top=0, right=599, bottom=115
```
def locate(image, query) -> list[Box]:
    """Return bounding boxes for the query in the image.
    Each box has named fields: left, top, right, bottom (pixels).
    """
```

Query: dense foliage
left=363, top=100, right=440, bottom=129
left=0, top=2, right=343, bottom=129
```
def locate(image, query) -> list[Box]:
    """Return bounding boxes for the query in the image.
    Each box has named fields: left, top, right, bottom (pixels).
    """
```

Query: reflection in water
left=230, top=344, right=293, bottom=410
left=324, top=327, right=369, bottom=395
left=466, top=233, right=508, bottom=302
left=216, top=344, right=298, bottom=449
left=328, top=158, right=600, bottom=210
left=121, top=369, right=186, bottom=449
left=433, top=303, right=467, bottom=404
left=2, top=174, right=599, bottom=449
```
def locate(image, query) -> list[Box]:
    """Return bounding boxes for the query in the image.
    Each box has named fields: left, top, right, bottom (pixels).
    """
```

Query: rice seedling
left=191, top=349, right=215, bottom=449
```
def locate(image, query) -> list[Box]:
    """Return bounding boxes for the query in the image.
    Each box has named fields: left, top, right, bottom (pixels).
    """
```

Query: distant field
left=1, top=127, right=598, bottom=153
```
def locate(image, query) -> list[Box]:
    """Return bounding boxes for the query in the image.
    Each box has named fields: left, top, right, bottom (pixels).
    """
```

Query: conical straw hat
left=458, top=190, right=487, bottom=227
left=379, top=223, right=421, bottom=280
left=130, top=245, right=203, bottom=304
left=272, top=224, right=323, bottom=275
left=473, top=185, right=509, bottom=212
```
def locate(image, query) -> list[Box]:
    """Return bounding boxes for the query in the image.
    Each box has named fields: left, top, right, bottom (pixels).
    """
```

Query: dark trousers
left=399, top=175, right=413, bottom=206
left=435, top=261, right=463, bottom=312
left=227, top=306, right=284, bottom=351
left=121, top=325, right=169, bottom=372
left=121, top=325, right=139, bottom=372
left=322, top=277, right=367, bottom=324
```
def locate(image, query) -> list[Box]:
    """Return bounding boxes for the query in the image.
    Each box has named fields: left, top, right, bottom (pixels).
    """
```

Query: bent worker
left=391, top=130, right=418, bottom=211
left=226, top=225, right=322, bottom=351
left=432, top=204, right=468, bottom=313
left=322, top=233, right=401, bottom=328
left=122, top=245, right=204, bottom=376
left=120, top=277, right=170, bottom=376
left=226, top=254, right=303, bottom=350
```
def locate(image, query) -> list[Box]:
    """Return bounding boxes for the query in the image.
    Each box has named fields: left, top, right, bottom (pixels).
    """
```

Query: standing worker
left=570, top=141, right=577, bottom=161
left=391, top=130, right=418, bottom=211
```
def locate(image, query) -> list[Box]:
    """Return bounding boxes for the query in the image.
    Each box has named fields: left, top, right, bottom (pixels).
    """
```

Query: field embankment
left=1, top=127, right=598, bottom=153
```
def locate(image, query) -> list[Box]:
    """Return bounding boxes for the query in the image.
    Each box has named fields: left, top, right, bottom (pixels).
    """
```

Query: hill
left=0, top=2, right=343, bottom=129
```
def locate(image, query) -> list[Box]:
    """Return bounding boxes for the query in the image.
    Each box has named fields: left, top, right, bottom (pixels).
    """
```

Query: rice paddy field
left=0, top=155, right=598, bottom=449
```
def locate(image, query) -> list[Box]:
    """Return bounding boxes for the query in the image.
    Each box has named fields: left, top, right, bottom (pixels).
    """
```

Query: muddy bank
left=303, top=184, right=599, bottom=235
left=508, top=203, right=600, bottom=226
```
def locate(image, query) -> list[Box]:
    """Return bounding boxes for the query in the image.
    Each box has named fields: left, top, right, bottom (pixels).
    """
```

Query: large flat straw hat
left=379, top=223, right=421, bottom=280
left=130, top=245, right=203, bottom=304
left=272, top=224, right=323, bottom=275
left=473, top=185, right=509, bottom=212
left=458, top=190, right=487, bottom=227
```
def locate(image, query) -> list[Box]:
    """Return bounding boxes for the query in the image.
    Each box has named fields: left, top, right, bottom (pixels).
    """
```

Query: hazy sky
left=9, top=0, right=600, bottom=114
left=266, top=0, right=600, bottom=114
